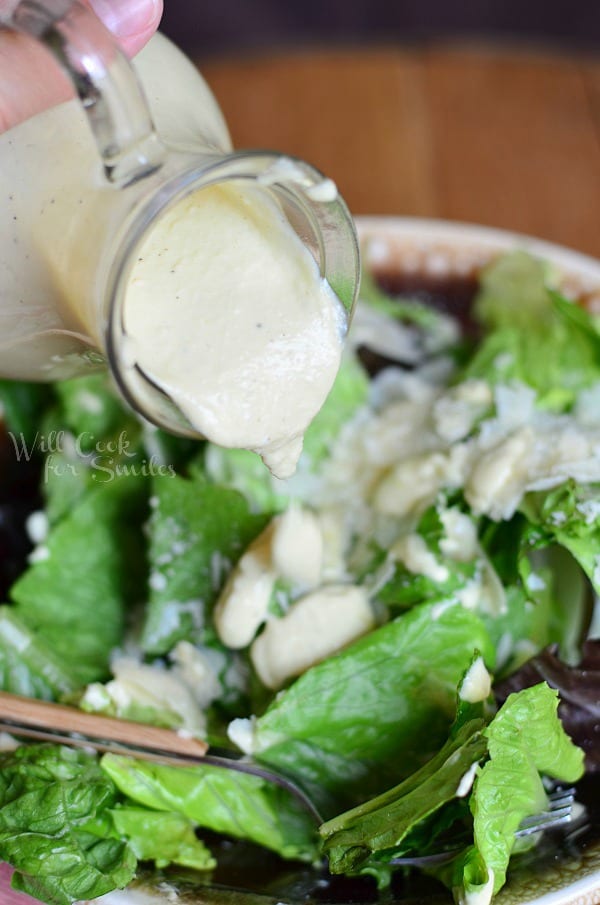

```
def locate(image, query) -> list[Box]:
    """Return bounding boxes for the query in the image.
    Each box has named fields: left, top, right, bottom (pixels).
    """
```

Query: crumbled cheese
left=373, top=451, right=452, bottom=518
left=575, top=382, right=600, bottom=425
left=456, top=761, right=479, bottom=798
left=25, top=510, right=49, bottom=545
left=170, top=641, right=223, bottom=710
left=526, top=572, right=546, bottom=592
left=28, top=544, right=50, bottom=563
left=576, top=499, right=600, bottom=525
left=459, top=656, right=492, bottom=703
left=392, top=534, right=449, bottom=583
left=349, top=305, right=423, bottom=364
left=550, top=510, right=567, bottom=526
left=83, top=656, right=207, bottom=736
left=433, top=380, right=492, bottom=443
left=148, top=570, right=168, bottom=592
left=439, top=508, right=479, bottom=562
left=214, top=506, right=327, bottom=648
left=227, top=716, right=258, bottom=755
left=455, top=579, right=483, bottom=610
left=317, top=510, right=350, bottom=581
left=0, top=732, right=19, bottom=751
left=74, top=389, right=104, bottom=414
left=466, top=427, right=534, bottom=520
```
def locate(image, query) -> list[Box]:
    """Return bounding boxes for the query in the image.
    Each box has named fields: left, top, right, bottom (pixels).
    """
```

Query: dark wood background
left=197, top=46, right=600, bottom=259
left=158, top=2, right=600, bottom=259
left=160, top=0, right=600, bottom=57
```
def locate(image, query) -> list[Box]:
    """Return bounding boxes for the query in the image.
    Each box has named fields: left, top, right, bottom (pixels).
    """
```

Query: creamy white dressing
left=213, top=506, right=326, bottom=649
left=213, top=521, right=276, bottom=649
left=123, top=182, right=346, bottom=478
left=250, top=584, right=374, bottom=690
left=271, top=506, right=324, bottom=588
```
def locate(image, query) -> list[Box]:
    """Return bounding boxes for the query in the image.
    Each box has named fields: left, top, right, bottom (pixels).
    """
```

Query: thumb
left=88, top=0, right=163, bottom=56
left=0, top=0, right=163, bottom=132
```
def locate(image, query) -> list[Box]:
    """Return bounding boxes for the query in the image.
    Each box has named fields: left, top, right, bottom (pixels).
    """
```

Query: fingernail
left=89, top=0, right=161, bottom=39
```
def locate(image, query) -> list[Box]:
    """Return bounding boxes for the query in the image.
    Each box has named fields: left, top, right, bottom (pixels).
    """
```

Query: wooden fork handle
left=0, top=690, right=208, bottom=759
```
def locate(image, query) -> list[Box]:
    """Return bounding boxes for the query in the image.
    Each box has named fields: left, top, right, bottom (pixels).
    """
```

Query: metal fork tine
left=516, top=788, right=576, bottom=836
left=389, top=785, right=579, bottom=866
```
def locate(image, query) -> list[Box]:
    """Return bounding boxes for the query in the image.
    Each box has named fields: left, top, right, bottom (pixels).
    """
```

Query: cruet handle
left=2, top=0, right=165, bottom=185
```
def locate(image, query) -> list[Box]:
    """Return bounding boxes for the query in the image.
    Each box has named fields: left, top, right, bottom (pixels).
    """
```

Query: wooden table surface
left=200, top=44, right=600, bottom=260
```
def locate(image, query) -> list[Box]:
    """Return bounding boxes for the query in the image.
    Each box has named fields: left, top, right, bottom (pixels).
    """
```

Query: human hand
left=0, top=0, right=163, bottom=132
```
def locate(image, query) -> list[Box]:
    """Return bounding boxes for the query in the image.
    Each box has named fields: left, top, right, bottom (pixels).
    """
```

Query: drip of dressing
left=123, top=182, right=346, bottom=478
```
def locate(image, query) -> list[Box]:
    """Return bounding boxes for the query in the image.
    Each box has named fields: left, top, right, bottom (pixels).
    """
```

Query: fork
left=0, top=690, right=578, bottom=847
left=0, top=690, right=324, bottom=821
left=388, top=786, right=578, bottom=867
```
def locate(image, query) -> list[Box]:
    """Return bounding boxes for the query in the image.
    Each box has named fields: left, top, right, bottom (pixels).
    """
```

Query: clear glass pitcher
left=0, top=0, right=359, bottom=439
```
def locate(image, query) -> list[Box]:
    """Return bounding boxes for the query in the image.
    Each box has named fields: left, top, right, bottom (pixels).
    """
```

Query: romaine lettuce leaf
left=369, top=504, right=479, bottom=611
left=0, top=606, right=78, bottom=699
left=243, top=601, right=493, bottom=814
left=466, top=683, right=584, bottom=895
left=52, top=374, right=137, bottom=452
left=141, top=474, right=270, bottom=655
left=463, top=252, right=600, bottom=408
left=302, top=353, right=369, bottom=466
left=495, top=641, right=600, bottom=773
left=0, top=379, right=53, bottom=447
left=9, top=474, right=148, bottom=685
left=319, top=718, right=487, bottom=876
left=104, top=806, right=215, bottom=871
left=204, top=446, right=289, bottom=514
left=520, top=480, right=600, bottom=595
left=100, top=754, right=319, bottom=863
left=0, top=745, right=136, bottom=905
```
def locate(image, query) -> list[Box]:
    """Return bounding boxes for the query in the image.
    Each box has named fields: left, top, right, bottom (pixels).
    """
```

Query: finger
left=0, top=0, right=163, bottom=132
left=87, top=0, right=163, bottom=57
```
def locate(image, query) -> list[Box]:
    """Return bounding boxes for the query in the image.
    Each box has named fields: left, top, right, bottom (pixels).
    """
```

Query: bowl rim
left=355, top=216, right=600, bottom=288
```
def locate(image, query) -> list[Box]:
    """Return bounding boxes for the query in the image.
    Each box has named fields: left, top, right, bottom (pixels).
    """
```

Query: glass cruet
left=0, top=0, right=359, bottom=437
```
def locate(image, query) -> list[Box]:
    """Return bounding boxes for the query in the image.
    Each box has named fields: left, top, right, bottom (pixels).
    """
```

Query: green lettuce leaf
left=0, top=379, right=53, bottom=447
left=369, top=505, right=479, bottom=611
left=302, top=353, right=369, bottom=466
left=463, top=252, right=600, bottom=408
left=466, top=683, right=584, bottom=895
left=10, top=474, right=148, bottom=685
left=359, top=269, right=458, bottom=333
left=204, top=446, right=289, bottom=514
left=0, top=606, right=78, bottom=699
left=100, top=754, right=319, bottom=863
left=245, top=601, right=493, bottom=814
left=0, top=745, right=136, bottom=905
left=106, top=806, right=215, bottom=871
left=52, top=374, right=136, bottom=452
left=141, top=474, right=270, bottom=655
left=319, top=718, right=487, bottom=876
left=520, top=480, right=600, bottom=594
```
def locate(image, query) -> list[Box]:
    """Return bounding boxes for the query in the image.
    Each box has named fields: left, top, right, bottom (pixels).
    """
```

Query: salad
left=0, top=249, right=598, bottom=905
